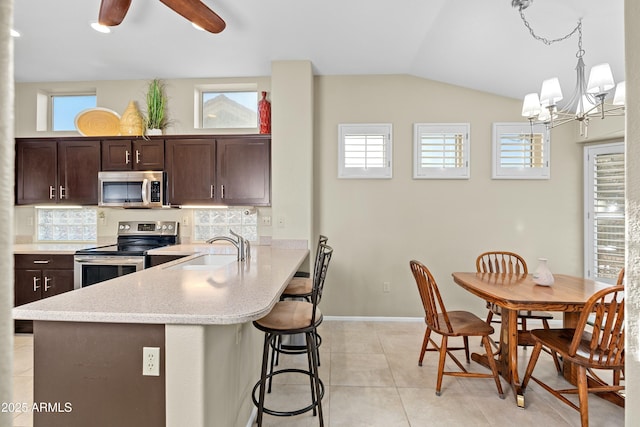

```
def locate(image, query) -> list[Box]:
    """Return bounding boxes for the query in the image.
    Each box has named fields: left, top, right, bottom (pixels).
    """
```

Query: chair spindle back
left=476, top=251, right=528, bottom=275
left=571, top=285, right=625, bottom=368
left=310, top=244, right=333, bottom=325
left=410, top=260, right=452, bottom=334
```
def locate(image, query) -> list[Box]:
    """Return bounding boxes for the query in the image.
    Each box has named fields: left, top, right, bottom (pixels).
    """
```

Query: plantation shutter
left=492, top=123, right=550, bottom=179
left=585, top=144, right=625, bottom=282
left=413, top=123, right=470, bottom=179
left=339, top=124, right=392, bottom=179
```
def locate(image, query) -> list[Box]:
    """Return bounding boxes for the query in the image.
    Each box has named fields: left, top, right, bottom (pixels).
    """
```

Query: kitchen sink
left=166, top=254, right=237, bottom=270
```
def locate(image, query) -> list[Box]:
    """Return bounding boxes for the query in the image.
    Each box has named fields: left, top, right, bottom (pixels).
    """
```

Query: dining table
left=451, top=272, right=620, bottom=408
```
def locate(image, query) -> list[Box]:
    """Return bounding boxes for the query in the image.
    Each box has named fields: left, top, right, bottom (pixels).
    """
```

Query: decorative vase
left=533, top=258, right=554, bottom=286
left=146, top=128, right=163, bottom=136
left=258, top=91, right=271, bottom=134
left=119, top=101, right=144, bottom=136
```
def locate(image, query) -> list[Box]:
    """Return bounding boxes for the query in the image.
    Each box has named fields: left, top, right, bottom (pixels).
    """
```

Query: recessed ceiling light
left=192, top=23, right=205, bottom=32
left=90, top=22, right=111, bottom=34
left=10, top=29, right=20, bottom=38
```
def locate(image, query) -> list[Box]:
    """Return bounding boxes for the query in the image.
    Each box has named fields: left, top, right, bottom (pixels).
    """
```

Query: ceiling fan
left=98, top=0, right=226, bottom=34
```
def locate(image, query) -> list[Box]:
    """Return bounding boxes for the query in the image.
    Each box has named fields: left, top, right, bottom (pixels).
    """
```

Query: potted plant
left=144, top=78, right=168, bottom=135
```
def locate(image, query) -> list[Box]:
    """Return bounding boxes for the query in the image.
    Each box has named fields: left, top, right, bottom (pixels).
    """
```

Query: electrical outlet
left=383, top=282, right=391, bottom=293
left=261, top=215, right=272, bottom=226
left=277, top=216, right=285, bottom=228
left=183, top=216, right=189, bottom=227
left=143, top=347, right=160, bottom=376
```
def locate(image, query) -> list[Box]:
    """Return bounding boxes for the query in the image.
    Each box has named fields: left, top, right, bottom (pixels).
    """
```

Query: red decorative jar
left=258, top=91, right=271, bottom=134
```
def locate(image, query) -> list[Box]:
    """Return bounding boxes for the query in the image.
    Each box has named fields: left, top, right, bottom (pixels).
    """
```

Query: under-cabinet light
left=180, top=205, right=229, bottom=209
left=34, top=205, right=84, bottom=209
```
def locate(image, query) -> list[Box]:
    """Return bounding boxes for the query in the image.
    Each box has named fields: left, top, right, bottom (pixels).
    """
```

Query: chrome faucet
left=206, top=230, right=250, bottom=261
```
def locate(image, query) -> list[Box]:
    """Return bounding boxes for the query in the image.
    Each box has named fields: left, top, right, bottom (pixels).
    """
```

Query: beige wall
left=314, top=74, right=583, bottom=318
left=15, top=77, right=270, bottom=138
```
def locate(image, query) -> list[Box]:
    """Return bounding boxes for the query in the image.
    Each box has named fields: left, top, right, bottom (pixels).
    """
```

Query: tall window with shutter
left=338, top=124, right=392, bottom=179
left=584, top=142, right=625, bottom=282
left=492, top=122, right=550, bottom=179
left=413, top=123, right=470, bottom=179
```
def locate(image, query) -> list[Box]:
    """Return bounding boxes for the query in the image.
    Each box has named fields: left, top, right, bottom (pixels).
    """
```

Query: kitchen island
left=13, top=243, right=309, bottom=427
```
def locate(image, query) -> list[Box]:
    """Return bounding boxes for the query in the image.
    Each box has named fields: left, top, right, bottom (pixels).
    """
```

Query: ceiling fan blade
left=160, top=0, right=226, bottom=34
left=98, top=0, right=132, bottom=26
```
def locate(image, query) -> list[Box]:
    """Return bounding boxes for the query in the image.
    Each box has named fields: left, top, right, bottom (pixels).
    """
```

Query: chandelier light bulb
left=587, top=63, right=615, bottom=95
left=613, top=81, right=626, bottom=106
left=521, top=93, right=542, bottom=118
left=540, top=78, right=563, bottom=107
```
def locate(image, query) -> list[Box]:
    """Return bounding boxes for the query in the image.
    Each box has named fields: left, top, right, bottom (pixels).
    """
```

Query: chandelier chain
left=519, top=10, right=581, bottom=46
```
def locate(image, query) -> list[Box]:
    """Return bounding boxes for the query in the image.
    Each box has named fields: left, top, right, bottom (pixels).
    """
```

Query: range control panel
left=117, top=221, right=179, bottom=236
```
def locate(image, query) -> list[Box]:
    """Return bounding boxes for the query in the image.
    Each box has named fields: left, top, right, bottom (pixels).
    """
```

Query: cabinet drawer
left=15, top=254, right=74, bottom=269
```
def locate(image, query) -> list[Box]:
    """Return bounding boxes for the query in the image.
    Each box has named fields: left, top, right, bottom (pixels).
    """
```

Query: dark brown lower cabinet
left=14, top=254, right=74, bottom=333
left=148, top=254, right=186, bottom=267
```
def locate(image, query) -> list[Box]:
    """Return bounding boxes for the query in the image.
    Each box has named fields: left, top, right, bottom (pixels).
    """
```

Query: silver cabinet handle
left=33, top=277, right=40, bottom=292
left=210, top=185, right=214, bottom=199
left=49, top=186, right=55, bottom=200
left=44, top=277, right=52, bottom=291
left=33, top=260, right=50, bottom=264
left=221, top=184, right=225, bottom=199
left=59, top=185, right=65, bottom=199
left=136, top=150, right=141, bottom=164
left=126, top=150, right=131, bottom=164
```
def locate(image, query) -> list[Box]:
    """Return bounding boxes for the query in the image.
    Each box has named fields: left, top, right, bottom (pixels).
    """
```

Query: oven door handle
left=74, top=258, right=145, bottom=265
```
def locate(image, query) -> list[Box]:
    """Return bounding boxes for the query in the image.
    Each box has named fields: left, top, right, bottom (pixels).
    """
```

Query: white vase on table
left=533, top=258, right=554, bottom=286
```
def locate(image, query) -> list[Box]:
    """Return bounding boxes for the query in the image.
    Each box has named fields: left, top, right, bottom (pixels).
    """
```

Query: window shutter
left=589, top=149, right=625, bottom=280
left=492, top=123, right=550, bottom=179
left=338, top=124, right=392, bottom=179
left=413, top=123, right=469, bottom=179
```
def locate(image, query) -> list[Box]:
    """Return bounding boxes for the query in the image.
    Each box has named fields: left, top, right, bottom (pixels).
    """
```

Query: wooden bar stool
left=252, top=244, right=333, bottom=426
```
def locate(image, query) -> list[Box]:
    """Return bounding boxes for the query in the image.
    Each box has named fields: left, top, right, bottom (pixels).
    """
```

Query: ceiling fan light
left=521, top=93, right=541, bottom=118
left=90, top=22, right=112, bottom=34
left=587, top=63, right=615, bottom=94
left=540, top=78, right=563, bottom=107
left=613, top=81, right=626, bottom=105
left=192, top=23, right=205, bottom=31
left=10, top=29, right=20, bottom=38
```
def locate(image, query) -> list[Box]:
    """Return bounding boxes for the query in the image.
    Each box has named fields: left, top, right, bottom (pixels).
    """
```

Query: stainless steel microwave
left=98, top=171, right=166, bottom=208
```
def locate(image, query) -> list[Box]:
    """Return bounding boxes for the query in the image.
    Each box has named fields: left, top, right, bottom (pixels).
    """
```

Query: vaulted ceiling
left=13, top=0, right=624, bottom=101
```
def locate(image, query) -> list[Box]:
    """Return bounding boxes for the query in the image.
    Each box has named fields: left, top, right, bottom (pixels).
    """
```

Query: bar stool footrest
left=252, top=368, right=325, bottom=417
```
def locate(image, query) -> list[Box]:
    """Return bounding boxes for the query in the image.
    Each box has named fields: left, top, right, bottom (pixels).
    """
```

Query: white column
left=625, top=1, right=640, bottom=424
left=0, top=1, right=15, bottom=425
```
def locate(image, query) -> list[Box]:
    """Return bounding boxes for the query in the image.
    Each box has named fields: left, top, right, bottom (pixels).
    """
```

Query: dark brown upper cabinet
left=165, top=135, right=270, bottom=206
left=16, top=138, right=100, bottom=205
left=101, top=139, right=164, bottom=171
left=217, top=137, right=271, bottom=206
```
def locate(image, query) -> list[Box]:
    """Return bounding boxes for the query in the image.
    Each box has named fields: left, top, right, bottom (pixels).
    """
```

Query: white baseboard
left=245, top=407, right=257, bottom=427
left=323, top=316, right=423, bottom=322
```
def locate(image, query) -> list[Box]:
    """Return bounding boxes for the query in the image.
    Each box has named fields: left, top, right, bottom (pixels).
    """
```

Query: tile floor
left=12, top=319, right=625, bottom=426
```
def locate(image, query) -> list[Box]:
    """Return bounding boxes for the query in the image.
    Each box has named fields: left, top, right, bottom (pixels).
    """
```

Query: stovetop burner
left=75, top=221, right=179, bottom=257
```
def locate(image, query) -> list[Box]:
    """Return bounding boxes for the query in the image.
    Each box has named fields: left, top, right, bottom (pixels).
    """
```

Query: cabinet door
left=15, top=269, right=43, bottom=306
left=101, top=139, right=133, bottom=170
left=58, top=140, right=101, bottom=204
left=165, top=139, right=217, bottom=205
left=217, top=137, right=271, bottom=206
left=42, top=269, right=75, bottom=298
left=15, top=140, right=58, bottom=204
left=133, top=140, right=164, bottom=170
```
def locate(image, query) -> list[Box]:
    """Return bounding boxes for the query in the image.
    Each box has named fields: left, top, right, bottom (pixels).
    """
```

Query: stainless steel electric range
left=73, top=220, right=179, bottom=289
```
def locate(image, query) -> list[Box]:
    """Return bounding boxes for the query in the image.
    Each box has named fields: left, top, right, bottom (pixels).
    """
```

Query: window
left=195, top=83, right=258, bottom=129
left=37, top=208, right=97, bottom=241
left=338, top=123, right=392, bottom=179
left=492, top=122, right=550, bottom=179
left=413, top=123, right=469, bottom=179
left=51, top=94, right=97, bottom=131
left=192, top=208, right=258, bottom=242
left=584, top=142, right=625, bottom=283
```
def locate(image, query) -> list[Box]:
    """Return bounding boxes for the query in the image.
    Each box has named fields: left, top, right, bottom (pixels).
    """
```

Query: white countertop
left=13, top=242, right=107, bottom=255
left=13, top=246, right=309, bottom=325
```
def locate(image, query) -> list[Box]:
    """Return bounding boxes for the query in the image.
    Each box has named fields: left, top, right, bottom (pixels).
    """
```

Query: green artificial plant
left=145, top=79, right=168, bottom=130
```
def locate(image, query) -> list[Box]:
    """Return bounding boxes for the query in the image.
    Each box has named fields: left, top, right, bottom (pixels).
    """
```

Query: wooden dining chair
left=521, top=285, right=625, bottom=427
left=476, top=251, right=561, bottom=373
left=410, top=260, right=504, bottom=398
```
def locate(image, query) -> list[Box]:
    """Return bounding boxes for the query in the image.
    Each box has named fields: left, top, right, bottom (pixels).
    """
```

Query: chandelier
left=513, top=0, right=625, bottom=137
